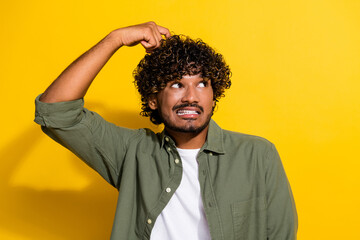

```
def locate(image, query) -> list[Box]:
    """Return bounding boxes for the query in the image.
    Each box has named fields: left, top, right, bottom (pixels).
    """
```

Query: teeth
left=177, top=110, right=199, bottom=115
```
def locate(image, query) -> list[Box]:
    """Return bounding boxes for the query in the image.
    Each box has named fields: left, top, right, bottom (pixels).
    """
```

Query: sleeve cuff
left=34, top=94, right=85, bottom=128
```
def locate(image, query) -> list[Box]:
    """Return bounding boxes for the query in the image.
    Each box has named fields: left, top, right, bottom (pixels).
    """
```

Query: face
left=149, top=74, right=214, bottom=133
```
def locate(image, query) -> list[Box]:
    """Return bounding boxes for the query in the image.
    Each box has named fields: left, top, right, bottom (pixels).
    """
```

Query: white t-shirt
left=150, top=148, right=211, bottom=240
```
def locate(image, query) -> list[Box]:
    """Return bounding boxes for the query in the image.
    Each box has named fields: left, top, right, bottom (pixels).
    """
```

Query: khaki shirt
left=34, top=95, right=297, bottom=240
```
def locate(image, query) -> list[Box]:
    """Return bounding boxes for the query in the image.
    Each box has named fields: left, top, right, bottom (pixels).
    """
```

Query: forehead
left=171, top=74, right=204, bottom=83
left=182, top=74, right=201, bottom=79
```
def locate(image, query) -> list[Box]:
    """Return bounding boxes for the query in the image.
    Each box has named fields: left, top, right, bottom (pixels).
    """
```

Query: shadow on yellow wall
left=2, top=1, right=360, bottom=239
left=0, top=104, right=159, bottom=239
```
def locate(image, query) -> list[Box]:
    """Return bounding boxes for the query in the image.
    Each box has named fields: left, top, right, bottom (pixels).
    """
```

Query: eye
left=198, top=81, right=207, bottom=88
left=171, top=82, right=182, bottom=88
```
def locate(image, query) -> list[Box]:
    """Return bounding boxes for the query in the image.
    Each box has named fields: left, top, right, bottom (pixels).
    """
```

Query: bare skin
left=149, top=75, right=214, bottom=149
left=39, top=22, right=171, bottom=103
left=40, top=22, right=210, bottom=149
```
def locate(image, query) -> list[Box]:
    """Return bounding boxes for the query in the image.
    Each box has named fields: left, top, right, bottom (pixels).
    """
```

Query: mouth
left=176, top=109, right=200, bottom=116
left=173, top=104, right=203, bottom=119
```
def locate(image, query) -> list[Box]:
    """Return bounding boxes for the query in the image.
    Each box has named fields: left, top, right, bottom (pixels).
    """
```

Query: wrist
left=107, top=29, right=125, bottom=49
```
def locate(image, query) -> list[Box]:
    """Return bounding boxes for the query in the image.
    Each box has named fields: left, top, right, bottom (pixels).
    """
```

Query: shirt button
left=174, top=159, right=180, bottom=164
left=209, top=152, right=213, bottom=156
left=167, top=147, right=171, bottom=152
left=166, top=187, right=171, bottom=193
left=165, top=137, right=169, bottom=142
left=147, top=219, right=152, bottom=224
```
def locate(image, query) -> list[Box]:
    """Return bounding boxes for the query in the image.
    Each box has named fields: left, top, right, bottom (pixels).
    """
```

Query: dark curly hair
left=133, top=35, right=231, bottom=125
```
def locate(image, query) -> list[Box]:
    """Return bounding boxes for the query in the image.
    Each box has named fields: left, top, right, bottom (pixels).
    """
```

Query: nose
left=181, top=85, right=199, bottom=103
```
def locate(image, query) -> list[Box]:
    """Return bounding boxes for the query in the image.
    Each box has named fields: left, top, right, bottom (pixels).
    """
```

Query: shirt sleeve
left=34, top=94, right=139, bottom=189
left=265, top=143, right=298, bottom=240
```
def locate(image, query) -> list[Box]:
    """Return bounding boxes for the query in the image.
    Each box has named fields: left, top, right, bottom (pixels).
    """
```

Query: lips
left=173, top=104, right=203, bottom=118
left=176, top=109, right=200, bottom=116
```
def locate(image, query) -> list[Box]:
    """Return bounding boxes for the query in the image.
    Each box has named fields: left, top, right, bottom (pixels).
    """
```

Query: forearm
left=39, top=30, right=123, bottom=103
left=39, top=22, right=170, bottom=103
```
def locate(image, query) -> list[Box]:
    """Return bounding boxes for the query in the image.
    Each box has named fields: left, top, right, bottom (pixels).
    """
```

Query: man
left=34, top=22, right=297, bottom=239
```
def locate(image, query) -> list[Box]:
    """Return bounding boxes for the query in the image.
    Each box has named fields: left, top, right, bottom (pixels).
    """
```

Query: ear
left=148, top=95, right=158, bottom=110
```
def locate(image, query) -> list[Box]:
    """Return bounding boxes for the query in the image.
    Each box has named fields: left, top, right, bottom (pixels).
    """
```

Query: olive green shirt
left=34, top=95, right=297, bottom=240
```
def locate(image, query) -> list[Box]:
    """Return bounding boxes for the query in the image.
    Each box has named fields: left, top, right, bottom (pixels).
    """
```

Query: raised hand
left=39, top=21, right=170, bottom=103
left=116, top=21, right=171, bottom=52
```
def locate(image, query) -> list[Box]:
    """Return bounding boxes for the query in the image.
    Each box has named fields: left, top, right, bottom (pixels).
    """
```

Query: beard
left=159, top=108, right=213, bottom=134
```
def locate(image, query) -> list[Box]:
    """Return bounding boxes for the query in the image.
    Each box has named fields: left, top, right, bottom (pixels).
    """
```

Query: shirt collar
left=202, top=119, right=225, bottom=154
left=159, top=119, right=225, bottom=154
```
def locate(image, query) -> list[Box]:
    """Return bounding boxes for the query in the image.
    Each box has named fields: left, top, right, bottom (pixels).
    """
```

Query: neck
left=165, top=125, right=209, bottom=149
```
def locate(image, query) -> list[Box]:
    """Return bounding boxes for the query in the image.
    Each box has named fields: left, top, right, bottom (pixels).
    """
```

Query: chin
left=164, top=119, right=210, bottom=134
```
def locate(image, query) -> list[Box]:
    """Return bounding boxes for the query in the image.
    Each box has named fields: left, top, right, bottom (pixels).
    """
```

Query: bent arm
left=39, top=21, right=171, bottom=103
left=35, top=21, right=171, bottom=186
left=34, top=95, right=139, bottom=188
left=39, top=31, right=122, bottom=103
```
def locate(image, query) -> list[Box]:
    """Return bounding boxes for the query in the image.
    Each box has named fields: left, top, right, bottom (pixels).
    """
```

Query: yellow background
left=1, top=0, right=359, bottom=239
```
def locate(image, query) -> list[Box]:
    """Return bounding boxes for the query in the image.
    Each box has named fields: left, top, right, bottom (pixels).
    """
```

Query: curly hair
left=133, top=35, right=231, bottom=125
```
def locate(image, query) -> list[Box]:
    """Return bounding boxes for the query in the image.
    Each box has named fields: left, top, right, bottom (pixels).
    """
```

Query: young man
left=34, top=22, right=297, bottom=240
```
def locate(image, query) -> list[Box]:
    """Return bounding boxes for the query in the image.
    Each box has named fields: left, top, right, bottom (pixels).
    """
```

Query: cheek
left=161, top=92, right=181, bottom=107
left=205, top=90, right=214, bottom=108
left=157, top=99, right=174, bottom=116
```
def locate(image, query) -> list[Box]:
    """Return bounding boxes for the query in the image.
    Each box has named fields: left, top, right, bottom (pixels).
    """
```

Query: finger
left=157, top=25, right=171, bottom=38
left=140, top=38, right=156, bottom=50
left=149, top=25, right=163, bottom=48
left=141, top=22, right=167, bottom=50
left=140, top=32, right=158, bottom=51
left=150, top=31, right=161, bottom=48
left=140, top=40, right=152, bottom=49
left=153, top=30, right=162, bottom=48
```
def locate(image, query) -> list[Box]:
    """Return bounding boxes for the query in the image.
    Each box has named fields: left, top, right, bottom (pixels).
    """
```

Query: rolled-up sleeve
left=34, top=94, right=138, bottom=189
left=35, top=94, right=85, bottom=128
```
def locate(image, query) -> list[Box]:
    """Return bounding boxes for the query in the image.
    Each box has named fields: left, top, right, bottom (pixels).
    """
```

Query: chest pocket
left=231, top=197, right=267, bottom=240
